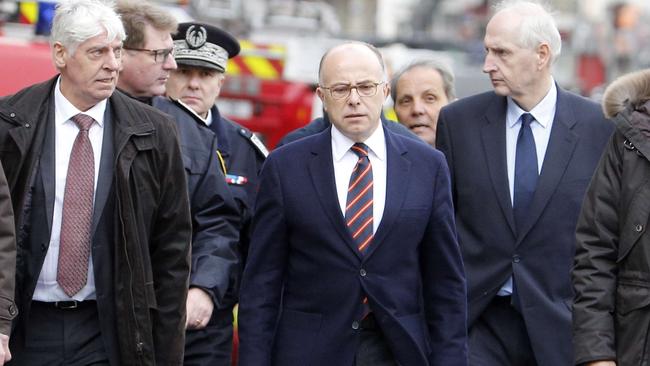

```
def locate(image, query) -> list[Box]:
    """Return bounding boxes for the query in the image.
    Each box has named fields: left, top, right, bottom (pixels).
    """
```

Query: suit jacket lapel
left=41, top=98, right=56, bottom=234
left=363, top=129, right=411, bottom=260
left=516, top=87, right=578, bottom=242
left=481, top=96, right=517, bottom=237
left=308, top=128, right=363, bottom=259
left=92, top=103, right=114, bottom=234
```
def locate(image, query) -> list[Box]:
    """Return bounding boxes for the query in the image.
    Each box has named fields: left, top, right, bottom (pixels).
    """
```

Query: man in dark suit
left=238, top=41, right=467, bottom=366
left=436, top=2, right=614, bottom=365
left=0, top=1, right=192, bottom=364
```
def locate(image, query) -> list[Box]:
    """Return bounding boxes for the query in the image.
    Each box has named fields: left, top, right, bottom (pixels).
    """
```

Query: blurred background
left=1, top=0, right=649, bottom=146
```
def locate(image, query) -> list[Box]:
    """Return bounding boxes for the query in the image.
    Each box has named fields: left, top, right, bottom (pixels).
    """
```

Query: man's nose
left=483, top=54, right=496, bottom=74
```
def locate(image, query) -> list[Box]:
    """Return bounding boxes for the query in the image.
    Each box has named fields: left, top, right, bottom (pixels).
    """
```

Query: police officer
left=161, top=22, right=267, bottom=365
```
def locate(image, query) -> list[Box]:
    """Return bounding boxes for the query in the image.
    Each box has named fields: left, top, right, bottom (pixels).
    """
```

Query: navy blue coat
left=239, top=125, right=467, bottom=366
left=152, top=97, right=241, bottom=309
left=436, top=87, right=614, bottom=366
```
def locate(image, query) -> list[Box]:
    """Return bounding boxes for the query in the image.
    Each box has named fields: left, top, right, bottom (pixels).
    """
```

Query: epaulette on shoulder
left=237, top=127, right=269, bottom=158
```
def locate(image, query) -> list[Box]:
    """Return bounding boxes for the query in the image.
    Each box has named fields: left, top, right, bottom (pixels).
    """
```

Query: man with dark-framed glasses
left=238, top=41, right=467, bottom=366
left=115, top=2, right=243, bottom=366
left=116, top=1, right=177, bottom=101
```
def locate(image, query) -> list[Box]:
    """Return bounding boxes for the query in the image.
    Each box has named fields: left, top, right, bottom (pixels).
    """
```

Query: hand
left=585, top=362, right=616, bottom=366
left=185, top=288, right=214, bottom=330
left=0, top=333, right=11, bottom=365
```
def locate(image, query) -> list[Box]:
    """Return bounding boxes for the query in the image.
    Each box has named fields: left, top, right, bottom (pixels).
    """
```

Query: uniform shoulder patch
left=238, top=128, right=269, bottom=158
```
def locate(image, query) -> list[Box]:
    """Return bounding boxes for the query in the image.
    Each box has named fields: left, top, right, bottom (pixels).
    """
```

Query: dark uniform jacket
left=0, top=77, right=192, bottom=365
left=0, top=161, right=16, bottom=336
left=151, top=97, right=241, bottom=310
left=155, top=100, right=266, bottom=275
left=573, top=70, right=650, bottom=366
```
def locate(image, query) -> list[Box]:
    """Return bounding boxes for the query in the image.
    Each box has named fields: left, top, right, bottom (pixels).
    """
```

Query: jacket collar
left=615, top=100, right=650, bottom=160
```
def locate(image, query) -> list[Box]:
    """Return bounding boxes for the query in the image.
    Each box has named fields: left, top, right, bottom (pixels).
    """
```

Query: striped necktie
left=345, top=143, right=373, bottom=253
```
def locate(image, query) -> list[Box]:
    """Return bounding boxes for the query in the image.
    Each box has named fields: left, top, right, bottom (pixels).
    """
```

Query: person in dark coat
left=573, top=69, right=650, bottom=366
left=0, top=161, right=16, bottom=365
left=0, top=1, right=192, bottom=364
left=115, top=5, right=243, bottom=366
left=238, top=41, right=467, bottom=366
left=162, top=21, right=266, bottom=365
left=436, top=1, right=614, bottom=365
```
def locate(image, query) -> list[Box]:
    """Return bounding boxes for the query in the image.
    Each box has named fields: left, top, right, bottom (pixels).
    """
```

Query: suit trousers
left=9, top=301, right=109, bottom=366
left=354, top=314, right=398, bottom=366
left=469, top=296, right=537, bottom=366
left=184, top=307, right=234, bottom=366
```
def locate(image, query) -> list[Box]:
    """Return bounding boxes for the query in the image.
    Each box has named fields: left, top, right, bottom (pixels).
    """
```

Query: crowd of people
left=0, top=0, right=647, bottom=365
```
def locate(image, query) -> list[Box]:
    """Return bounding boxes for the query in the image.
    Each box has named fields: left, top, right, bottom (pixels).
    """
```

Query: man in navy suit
left=238, top=41, right=467, bottom=366
left=436, top=2, right=614, bottom=365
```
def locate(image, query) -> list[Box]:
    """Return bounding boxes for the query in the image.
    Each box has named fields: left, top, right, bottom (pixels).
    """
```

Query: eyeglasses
left=320, top=81, right=384, bottom=99
left=124, top=47, right=174, bottom=64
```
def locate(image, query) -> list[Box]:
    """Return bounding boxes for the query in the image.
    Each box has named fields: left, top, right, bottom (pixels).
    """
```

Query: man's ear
left=52, top=42, right=67, bottom=69
left=316, top=87, right=325, bottom=104
left=537, top=42, right=551, bottom=70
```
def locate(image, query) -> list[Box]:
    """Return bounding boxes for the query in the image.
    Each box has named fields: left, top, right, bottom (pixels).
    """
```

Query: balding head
left=316, top=42, right=389, bottom=142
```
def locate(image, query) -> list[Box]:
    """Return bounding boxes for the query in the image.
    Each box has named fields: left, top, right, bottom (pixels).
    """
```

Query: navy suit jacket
left=436, top=87, right=614, bottom=366
left=238, top=125, right=467, bottom=366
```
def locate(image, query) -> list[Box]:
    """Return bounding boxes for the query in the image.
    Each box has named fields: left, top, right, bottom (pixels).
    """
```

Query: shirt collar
left=54, top=76, right=106, bottom=127
left=331, top=121, right=386, bottom=162
left=506, top=78, right=557, bottom=129
left=204, top=108, right=213, bottom=126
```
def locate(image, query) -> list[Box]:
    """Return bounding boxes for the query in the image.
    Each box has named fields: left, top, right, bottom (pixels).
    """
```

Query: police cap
left=172, top=22, right=240, bottom=73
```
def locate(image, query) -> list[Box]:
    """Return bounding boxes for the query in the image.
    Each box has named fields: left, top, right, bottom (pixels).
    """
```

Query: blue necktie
left=513, top=113, right=538, bottom=233
left=511, top=113, right=537, bottom=312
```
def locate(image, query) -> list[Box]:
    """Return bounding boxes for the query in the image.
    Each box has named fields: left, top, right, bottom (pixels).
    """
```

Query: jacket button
left=352, top=321, right=360, bottom=330
left=40, top=243, right=47, bottom=252
left=8, top=304, right=16, bottom=316
left=9, top=113, right=15, bottom=118
left=24, top=123, right=31, bottom=128
left=636, top=224, right=644, bottom=232
left=360, top=269, right=367, bottom=277
left=513, top=254, right=521, bottom=263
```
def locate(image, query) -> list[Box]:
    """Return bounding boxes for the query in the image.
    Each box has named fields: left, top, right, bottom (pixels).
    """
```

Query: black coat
left=0, top=77, right=192, bottom=365
left=573, top=72, right=650, bottom=365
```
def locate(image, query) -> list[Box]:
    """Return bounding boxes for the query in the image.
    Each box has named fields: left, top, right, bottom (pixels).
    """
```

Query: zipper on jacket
left=116, top=174, right=144, bottom=358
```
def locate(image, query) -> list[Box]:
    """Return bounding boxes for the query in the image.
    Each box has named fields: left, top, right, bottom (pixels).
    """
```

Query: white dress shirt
left=498, top=79, right=557, bottom=296
left=332, top=124, right=387, bottom=234
left=32, top=77, right=105, bottom=302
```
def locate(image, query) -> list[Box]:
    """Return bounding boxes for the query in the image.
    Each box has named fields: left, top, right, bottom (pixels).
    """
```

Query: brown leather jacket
left=573, top=69, right=650, bottom=365
left=0, top=77, right=192, bottom=365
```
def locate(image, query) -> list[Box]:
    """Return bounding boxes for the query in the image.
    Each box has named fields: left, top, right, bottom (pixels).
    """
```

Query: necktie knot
left=520, top=113, right=534, bottom=128
left=72, top=114, right=95, bottom=131
left=351, top=143, right=369, bottom=159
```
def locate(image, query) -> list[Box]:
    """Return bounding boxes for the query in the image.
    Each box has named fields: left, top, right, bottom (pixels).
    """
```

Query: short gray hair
left=51, top=0, right=126, bottom=55
left=390, top=59, right=456, bottom=102
left=493, top=0, right=562, bottom=63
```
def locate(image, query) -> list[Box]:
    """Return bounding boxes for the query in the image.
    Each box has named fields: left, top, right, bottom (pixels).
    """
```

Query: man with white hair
left=0, top=0, right=192, bottom=364
left=436, top=1, right=614, bottom=365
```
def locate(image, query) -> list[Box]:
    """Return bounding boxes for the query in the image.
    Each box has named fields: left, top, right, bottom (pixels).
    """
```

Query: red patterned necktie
left=345, top=143, right=373, bottom=253
left=57, top=113, right=95, bottom=297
